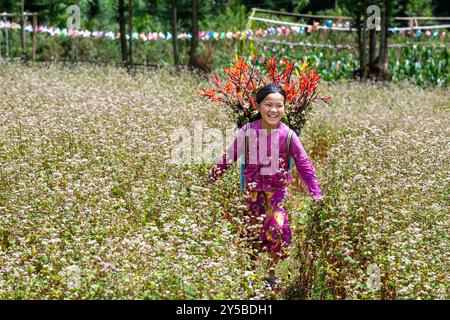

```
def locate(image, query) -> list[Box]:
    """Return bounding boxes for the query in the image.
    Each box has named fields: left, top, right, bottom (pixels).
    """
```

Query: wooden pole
left=128, top=0, right=133, bottom=71
left=189, top=0, right=198, bottom=67
left=252, top=8, right=353, bottom=20
left=382, top=0, right=390, bottom=77
left=379, top=3, right=386, bottom=65
left=5, top=18, right=9, bottom=58
left=118, top=0, right=128, bottom=66
left=32, top=14, right=37, bottom=62
left=356, top=14, right=362, bottom=79
left=241, top=8, right=256, bottom=57
left=0, top=26, right=2, bottom=59
left=171, top=0, right=179, bottom=67
left=369, top=28, right=376, bottom=65
left=20, top=0, right=26, bottom=61
left=361, top=12, right=367, bottom=81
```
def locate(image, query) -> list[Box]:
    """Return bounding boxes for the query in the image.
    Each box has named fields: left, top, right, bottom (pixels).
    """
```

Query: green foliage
left=390, top=45, right=450, bottom=87
left=244, top=43, right=449, bottom=86
left=405, top=0, right=433, bottom=16
left=199, top=5, right=247, bottom=32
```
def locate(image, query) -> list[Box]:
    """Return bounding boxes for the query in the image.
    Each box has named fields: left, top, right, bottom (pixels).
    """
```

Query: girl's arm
left=290, top=134, right=323, bottom=200
left=208, top=125, right=247, bottom=182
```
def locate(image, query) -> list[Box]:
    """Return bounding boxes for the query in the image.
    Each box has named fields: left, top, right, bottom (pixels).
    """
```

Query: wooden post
left=189, top=0, right=198, bottom=67
left=356, top=14, right=362, bottom=79
left=32, top=13, right=37, bottom=62
left=128, top=0, right=133, bottom=71
left=118, top=0, right=128, bottom=66
left=361, top=12, right=367, bottom=81
left=0, top=20, right=2, bottom=59
left=171, top=0, right=179, bottom=67
left=20, top=0, right=26, bottom=61
left=241, top=7, right=256, bottom=57
left=379, top=0, right=389, bottom=78
left=5, top=18, right=9, bottom=58
left=369, top=28, right=376, bottom=65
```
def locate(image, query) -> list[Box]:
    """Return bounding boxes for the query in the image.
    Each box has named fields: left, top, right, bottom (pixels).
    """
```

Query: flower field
left=0, top=63, right=448, bottom=299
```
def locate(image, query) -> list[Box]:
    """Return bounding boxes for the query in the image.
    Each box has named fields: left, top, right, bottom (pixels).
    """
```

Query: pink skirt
left=241, top=187, right=292, bottom=258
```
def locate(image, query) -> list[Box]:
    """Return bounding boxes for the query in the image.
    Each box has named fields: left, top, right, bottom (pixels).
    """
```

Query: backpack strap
left=240, top=123, right=251, bottom=192
left=286, top=128, right=294, bottom=171
left=244, top=123, right=250, bottom=169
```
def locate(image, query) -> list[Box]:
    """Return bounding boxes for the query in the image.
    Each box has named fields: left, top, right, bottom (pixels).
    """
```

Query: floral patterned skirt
left=241, top=187, right=292, bottom=258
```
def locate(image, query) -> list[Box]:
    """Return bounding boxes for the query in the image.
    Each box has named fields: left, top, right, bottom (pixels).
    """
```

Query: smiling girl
left=208, top=83, right=323, bottom=289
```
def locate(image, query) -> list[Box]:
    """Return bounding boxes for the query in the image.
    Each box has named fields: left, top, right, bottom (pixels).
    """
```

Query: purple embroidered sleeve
left=290, top=134, right=323, bottom=200
left=208, top=125, right=246, bottom=182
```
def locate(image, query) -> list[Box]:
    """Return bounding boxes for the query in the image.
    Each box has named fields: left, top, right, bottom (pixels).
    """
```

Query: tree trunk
left=355, top=14, right=362, bottom=79
left=189, top=0, right=198, bottom=67
left=360, top=11, right=367, bottom=81
left=379, top=2, right=386, bottom=68
left=369, top=28, right=376, bottom=65
left=20, top=0, right=26, bottom=61
left=286, top=0, right=294, bottom=12
left=171, top=0, right=179, bottom=67
left=5, top=21, right=9, bottom=57
left=128, top=0, right=133, bottom=71
left=148, top=0, right=157, bottom=14
left=355, top=12, right=367, bottom=81
left=379, top=0, right=389, bottom=78
left=118, top=0, right=128, bottom=65
left=32, top=13, right=37, bottom=62
left=367, top=26, right=376, bottom=79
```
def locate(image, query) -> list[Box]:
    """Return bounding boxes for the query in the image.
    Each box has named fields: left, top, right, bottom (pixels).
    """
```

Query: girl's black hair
left=254, top=83, right=287, bottom=104
left=251, top=83, right=287, bottom=121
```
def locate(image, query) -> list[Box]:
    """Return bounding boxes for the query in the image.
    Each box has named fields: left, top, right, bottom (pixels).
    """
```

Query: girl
left=207, top=83, right=323, bottom=289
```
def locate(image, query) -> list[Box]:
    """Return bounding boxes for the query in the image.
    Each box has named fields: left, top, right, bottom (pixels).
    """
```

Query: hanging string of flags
left=251, top=37, right=450, bottom=50
left=246, top=16, right=448, bottom=39
left=0, top=20, right=447, bottom=42
left=0, top=20, right=243, bottom=41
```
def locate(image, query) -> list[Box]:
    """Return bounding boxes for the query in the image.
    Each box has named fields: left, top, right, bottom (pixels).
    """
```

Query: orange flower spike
left=265, top=57, right=280, bottom=83
left=249, top=95, right=257, bottom=109
left=264, top=57, right=276, bottom=73
left=235, top=57, right=247, bottom=73
left=288, top=80, right=298, bottom=100
left=195, top=88, right=214, bottom=96
left=223, top=83, right=234, bottom=93
left=320, top=96, right=332, bottom=104
left=270, top=57, right=277, bottom=68
left=214, top=74, right=221, bottom=86
left=281, top=59, right=295, bottom=82
left=300, top=61, right=308, bottom=73
left=195, top=89, right=222, bottom=102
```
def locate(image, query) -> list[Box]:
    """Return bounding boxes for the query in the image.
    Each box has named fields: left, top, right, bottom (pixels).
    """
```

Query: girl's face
left=257, top=92, right=286, bottom=129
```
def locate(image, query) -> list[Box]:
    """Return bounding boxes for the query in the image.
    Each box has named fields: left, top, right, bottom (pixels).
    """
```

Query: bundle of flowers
left=195, top=55, right=331, bottom=132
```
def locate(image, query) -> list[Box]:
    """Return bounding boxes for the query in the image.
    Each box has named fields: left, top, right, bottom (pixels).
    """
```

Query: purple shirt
left=208, top=119, right=323, bottom=200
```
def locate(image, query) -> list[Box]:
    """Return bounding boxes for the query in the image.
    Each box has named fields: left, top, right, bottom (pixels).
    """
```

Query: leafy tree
left=405, top=0, right=433, bottom=16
